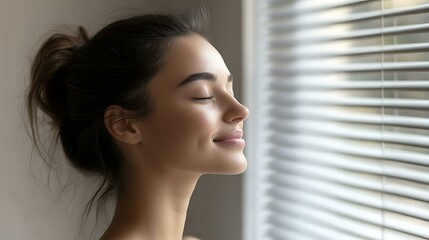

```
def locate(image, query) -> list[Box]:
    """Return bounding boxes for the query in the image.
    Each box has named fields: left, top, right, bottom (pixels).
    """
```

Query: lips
left=213, top=130, right=244, bottom=142
left=213, top=130, right=245, bottom=148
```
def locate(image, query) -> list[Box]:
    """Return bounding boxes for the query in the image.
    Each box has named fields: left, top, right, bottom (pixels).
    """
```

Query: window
left=244, top=0, right=429, bottom=239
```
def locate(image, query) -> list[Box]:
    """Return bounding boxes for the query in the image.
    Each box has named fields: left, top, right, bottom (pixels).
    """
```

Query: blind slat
left=269, top=188, right=383, bottom=224
left=385, top=211, right=429, bottom=239
left=270, top=134, right=429, bottom=166
left=269, top=201, right=380, bottom=239
left=270, top=160, right=429, bottom=202
left=267, top=0, right=372, bottom=18
left=270, top=62, right=429, bottom=74
left=270, top=80, right=429, bottom=90
left=270, top=4, right=429, bottom=30
left=271, top=94, right=429, bottom=109
left=268, top=212, right=371, bottom=240
left=269, top=23, right=429, bottom=47
left=270, top=200, right=429, bottom=239
left=267, top=227, right=318, bottom=240
left=270, top=43, right=429, bottom=59
left=271, top=107, right=429, bottom=128
left=270, top=120, right=429, bottom=148
left=269, top=147, right=429, bottom=184
left=269, top=181, right=429, bottom=223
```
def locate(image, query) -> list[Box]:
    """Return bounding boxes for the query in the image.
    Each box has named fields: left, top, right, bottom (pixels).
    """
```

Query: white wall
left=0, top=1, right=157, bottom=239
left=0, top=0, right=243, bottom=239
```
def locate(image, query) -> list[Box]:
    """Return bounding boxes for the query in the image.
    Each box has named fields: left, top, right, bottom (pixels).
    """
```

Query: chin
left=228, top=157, right=248, bottom=174
left=204, top=155, right=248, bottom=175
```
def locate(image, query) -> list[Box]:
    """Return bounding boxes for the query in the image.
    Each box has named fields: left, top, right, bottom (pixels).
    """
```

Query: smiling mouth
left=213, top=130, right=245, bottom=148
left=214, top=138, right=245, bottom=147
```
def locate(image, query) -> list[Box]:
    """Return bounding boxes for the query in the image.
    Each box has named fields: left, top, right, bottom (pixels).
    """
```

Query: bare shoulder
left=183, top=236, right=201, bottom=240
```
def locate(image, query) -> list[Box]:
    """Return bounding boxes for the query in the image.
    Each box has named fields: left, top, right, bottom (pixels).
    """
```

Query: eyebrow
left=177, top=72, right=233, bottom=87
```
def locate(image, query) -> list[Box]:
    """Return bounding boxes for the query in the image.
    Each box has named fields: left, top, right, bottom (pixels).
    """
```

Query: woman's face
left=136, top=34, right=249, bottom=175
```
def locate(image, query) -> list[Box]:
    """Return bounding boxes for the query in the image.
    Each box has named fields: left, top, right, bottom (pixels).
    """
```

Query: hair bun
left=28, top=26, right=90, bottom=129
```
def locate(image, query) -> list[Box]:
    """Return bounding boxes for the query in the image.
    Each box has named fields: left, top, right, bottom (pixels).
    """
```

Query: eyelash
left=193, top=96, right=214, bottom=101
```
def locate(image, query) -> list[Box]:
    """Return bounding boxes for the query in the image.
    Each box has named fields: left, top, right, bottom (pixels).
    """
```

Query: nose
left=223, top=95, right=250, bottom=124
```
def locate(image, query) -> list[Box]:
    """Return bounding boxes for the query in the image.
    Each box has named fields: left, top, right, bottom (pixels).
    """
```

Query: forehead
left=154, top=34, right=230, bottom=86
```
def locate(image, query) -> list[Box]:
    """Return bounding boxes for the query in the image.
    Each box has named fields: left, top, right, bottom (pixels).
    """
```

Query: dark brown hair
left=27, top=12, right=207, bottom=219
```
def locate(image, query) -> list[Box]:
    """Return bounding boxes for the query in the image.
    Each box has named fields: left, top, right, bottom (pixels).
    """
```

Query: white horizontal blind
left=247, top=0, right=429, bottom=239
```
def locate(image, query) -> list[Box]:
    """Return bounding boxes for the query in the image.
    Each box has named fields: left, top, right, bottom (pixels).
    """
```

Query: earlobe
left=104, top=105, right=141, bottom=144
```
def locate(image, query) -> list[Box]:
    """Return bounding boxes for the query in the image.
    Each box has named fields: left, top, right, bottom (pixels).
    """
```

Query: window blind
left=244, top=0, right=429, bottom=239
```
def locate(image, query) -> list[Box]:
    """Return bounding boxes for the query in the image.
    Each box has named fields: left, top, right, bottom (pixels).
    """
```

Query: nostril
left=227, top=104, right=249, bottom=123
left=222, top=94, right=250, bottom=123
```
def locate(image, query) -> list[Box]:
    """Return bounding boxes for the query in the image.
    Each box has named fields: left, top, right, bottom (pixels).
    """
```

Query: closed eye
left=193, top=96, right=214, bottom=101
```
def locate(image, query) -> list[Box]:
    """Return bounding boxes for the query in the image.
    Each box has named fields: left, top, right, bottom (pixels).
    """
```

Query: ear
left=104, top=105, right=141, bottom=144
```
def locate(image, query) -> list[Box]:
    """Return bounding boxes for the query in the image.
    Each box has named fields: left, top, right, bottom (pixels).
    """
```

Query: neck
left=101, top=166, right=201, bottom=240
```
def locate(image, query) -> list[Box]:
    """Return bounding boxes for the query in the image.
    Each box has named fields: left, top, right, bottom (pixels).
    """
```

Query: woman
left=27, top=11, right=249, bottom=240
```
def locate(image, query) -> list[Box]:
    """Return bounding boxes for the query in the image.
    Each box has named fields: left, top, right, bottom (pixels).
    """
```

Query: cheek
left=170, top=106, right=217, bottom=144
left=147, top=105, right=218, bottom=171
left=149, top=104, right=218, bottom=155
